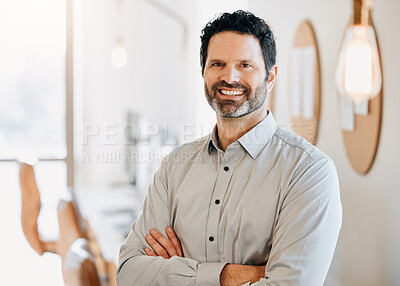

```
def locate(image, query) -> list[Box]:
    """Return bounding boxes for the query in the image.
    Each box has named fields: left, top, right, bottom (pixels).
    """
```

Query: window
left=0, top=0, right=73, bottom=181
left=0, top=1, right=72, bottom=284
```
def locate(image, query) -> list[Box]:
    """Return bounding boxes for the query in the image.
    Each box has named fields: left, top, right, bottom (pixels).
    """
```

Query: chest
left=169, top=158, right=285, bottom=264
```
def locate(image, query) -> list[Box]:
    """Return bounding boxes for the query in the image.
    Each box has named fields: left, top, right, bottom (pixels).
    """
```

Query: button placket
left=205, top=153, right=237, bottom=262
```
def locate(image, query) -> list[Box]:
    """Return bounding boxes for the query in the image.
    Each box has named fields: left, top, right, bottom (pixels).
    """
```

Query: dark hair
left=200, top=10, right=276, bottom=78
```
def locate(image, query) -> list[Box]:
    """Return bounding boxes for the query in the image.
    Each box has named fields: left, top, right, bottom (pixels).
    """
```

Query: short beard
left=204, top=80, right=268, bottom=118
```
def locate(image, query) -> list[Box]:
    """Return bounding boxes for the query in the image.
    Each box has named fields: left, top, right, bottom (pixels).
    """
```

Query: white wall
left=249, top=0, right=400, bottom=285
left=78, top=0, right=185, bottom=186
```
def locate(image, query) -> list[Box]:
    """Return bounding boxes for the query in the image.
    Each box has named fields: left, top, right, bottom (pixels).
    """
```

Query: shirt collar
left=208, top=125, right=221, bottom=154
left=208, top=112, right=277, bottom=159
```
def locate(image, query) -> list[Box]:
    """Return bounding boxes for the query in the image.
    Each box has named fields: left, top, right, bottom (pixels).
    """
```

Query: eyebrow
left=207, top=59, right=255, bottom=64
left=207, top=59, right=224, bottom=63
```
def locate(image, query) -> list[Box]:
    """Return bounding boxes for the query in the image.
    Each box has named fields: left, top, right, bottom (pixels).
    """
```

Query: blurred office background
left=0, top=0, right=399, bottom=285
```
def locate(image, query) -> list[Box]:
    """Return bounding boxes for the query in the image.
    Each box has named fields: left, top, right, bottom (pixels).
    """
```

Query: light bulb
left=111, top=42, right=127, bottom=68
left=335, top=25, right=381, bottom=104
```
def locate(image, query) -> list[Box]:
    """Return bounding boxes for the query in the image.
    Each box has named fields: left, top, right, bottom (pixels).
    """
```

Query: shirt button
left=215, top=199, right=220, bottom=205
left=209, top=236, right=214, bottom=242
left=224, top=166, right=229, bottom=171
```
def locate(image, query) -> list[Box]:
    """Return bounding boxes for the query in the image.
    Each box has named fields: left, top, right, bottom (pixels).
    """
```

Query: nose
left=220, top=66, right=240, bottom=84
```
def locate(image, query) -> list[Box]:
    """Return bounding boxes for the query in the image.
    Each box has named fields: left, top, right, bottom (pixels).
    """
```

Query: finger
left=144, top=247, right=157, bottom=257
left=166, top=226, right=183, bottom=257
left=145, top=234, right=169, bottom=259
left=150, top=229, right=178, bottom=257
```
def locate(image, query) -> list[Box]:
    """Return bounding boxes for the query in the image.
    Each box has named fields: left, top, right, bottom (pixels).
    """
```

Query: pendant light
left=335, top=0, right=381, bottom=105
left=111, top=0, right=126, bottom=68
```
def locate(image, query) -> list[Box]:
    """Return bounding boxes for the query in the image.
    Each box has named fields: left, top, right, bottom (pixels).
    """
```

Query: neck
left=216, top=105, right=268, bottom=151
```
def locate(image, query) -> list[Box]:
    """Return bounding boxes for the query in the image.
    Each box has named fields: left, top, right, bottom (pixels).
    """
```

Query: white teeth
left=220, top=89, right=244, bottom=96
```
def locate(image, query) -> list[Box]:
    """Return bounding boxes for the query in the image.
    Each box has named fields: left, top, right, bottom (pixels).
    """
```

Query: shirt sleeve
left=116, top=155, right=226, bottom=286
left=251, top=157, right=342, bottom=286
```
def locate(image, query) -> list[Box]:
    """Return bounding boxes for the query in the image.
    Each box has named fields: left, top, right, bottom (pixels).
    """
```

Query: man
left=117, top=10, right=342, bottom=286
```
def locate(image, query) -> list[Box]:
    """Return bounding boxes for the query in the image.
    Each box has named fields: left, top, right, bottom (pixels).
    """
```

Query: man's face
left=203, top=31, right=268, bottom=118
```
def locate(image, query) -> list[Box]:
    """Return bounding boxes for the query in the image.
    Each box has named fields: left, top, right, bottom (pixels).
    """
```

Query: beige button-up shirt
left=117, top=113, right=342, bottom=286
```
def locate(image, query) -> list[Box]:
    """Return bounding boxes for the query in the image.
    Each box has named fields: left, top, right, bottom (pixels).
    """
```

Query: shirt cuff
left=196, top=262, right=227, bottom=286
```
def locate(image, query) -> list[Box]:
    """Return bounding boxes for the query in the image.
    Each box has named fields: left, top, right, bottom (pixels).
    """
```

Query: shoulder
left=266, top=127, right=337, bottom=183
left=272, top=126, right=331, bottom=163
left=271, top=129, right=340, bottom=205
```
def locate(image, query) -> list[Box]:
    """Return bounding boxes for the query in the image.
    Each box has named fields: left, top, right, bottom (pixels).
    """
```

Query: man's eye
left=212, top=63, right=223, bottom=67
left=242, top=63, right=251, bottom=68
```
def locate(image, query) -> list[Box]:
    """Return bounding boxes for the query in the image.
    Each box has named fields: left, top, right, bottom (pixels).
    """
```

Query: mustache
left=211, top=81, right=249, bottom=92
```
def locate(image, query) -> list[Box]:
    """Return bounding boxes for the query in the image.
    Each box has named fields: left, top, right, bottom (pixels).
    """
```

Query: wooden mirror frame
left=289, top=21, right=321, bottom=145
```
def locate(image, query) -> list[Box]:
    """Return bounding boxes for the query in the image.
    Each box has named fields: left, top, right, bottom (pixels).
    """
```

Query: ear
left=266, top=65, right=278, bottom=93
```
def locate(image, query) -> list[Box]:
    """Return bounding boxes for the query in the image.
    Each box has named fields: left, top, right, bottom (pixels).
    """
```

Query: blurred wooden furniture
left=19, top=162, right=101, bottom=286
left=74, top=185, right=144, bottom=286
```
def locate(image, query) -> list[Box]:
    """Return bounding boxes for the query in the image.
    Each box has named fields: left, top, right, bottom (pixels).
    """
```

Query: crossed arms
left=144, top=226, right=265, bottom=286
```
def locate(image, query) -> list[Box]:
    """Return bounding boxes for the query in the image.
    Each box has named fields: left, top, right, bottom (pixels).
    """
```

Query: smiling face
left=204, top=31, right=269, bottom=118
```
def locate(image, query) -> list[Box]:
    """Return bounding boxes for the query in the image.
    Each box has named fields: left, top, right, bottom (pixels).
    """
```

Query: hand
left=220, top=264, right=266, bottom=286
left=144, top=226, right=184, bottom=259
